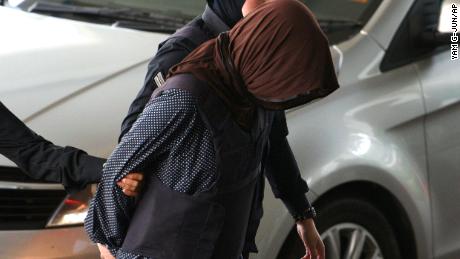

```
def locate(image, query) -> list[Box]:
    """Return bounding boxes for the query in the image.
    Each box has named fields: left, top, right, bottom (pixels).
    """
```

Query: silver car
left=0, top=0, right=458, bottom=259
left=253, top=1, right=459, bottom=259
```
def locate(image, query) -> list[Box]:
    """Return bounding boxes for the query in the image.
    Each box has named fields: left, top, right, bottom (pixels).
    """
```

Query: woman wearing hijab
left=1, top=1, right=321, bottom=258
left=84, top=1, right=339, bottom=258
left=119, top=1, right=319, bottom=259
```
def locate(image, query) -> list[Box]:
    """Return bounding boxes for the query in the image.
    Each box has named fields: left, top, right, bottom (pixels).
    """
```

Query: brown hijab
left=169, top=0, right=339, bottom=128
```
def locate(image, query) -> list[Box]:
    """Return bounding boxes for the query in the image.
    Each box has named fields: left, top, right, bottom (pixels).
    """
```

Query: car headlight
left=46, top=185, right=96, bottom=227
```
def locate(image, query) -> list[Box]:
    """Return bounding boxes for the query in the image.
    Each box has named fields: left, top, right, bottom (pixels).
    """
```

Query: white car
left=0, top=0, right=458, bottom=259
left=0, top=0, right=188, bottom=258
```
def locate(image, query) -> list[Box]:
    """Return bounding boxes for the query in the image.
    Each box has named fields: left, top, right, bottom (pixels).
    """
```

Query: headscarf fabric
left=170, top=0, right=340, bottom=128
left=208, top=0, right=245, bottom=27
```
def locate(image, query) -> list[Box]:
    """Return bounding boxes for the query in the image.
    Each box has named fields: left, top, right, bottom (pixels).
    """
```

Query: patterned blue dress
left=84, top=89, right=217, bottom=258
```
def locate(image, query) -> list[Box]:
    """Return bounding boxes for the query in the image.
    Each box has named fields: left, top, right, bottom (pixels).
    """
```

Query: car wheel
left=277, top=198, right=401, bottom=259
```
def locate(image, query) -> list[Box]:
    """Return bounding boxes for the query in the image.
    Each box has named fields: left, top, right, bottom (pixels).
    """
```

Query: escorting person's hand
left=97, top=243, right=115, bottom=259
left=296, top=218, right=325, bottom=259
left=116, top=172, right=144, bottom=197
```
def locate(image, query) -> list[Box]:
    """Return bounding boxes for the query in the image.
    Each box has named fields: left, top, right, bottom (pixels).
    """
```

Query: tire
left=277, top=198, right=402, bottom=259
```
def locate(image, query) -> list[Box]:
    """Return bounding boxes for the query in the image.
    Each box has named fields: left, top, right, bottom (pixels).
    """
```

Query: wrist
left=296, top=217, right=314, bottom=225
left=293, top=206, right=316, bottom=222
left=281, top=193, right=313, bottom=218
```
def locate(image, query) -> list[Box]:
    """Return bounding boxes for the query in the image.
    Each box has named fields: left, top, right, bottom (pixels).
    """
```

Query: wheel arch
left=314, top=180, right=417, bottom=259
left=276, top=180, right=418, bottom=259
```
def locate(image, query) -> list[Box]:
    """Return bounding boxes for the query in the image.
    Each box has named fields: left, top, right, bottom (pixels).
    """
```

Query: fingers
left=124, top=172, right=144, bottom=181
left=121, top=188, right=138, bottom=197
left=306, top=243, right=325, bottom=259
left=301, top=251, right=310, bottom=259
left=120, top=178, right=139, bottom=190
left=116, top=181, right=139, bottom=197
left=310, top=247, right=318, bottom=259
left=318, top=241, right=326, bottom=259
left=97, top=244, right=114, bottom=259
left=117, top=172, right=144, bottom=196
left=301, top=249, right=311, bottom=259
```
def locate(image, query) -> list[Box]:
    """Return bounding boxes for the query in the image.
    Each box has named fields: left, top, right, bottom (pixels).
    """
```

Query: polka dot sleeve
left=84, top=89, right=215, bottom=257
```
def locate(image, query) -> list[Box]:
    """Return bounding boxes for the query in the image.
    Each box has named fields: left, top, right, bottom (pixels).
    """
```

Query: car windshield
left=65, top=0, right=204, bottom=19
left=5, top=0, right=205, bottom=32
left=5, top=0, right=382, bottom=40
left=302, top=0, right=382, bottom=44
left=8, top=0, right=204, bottom=17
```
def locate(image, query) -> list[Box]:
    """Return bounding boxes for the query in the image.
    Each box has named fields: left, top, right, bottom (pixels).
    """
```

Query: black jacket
left=0, top=5, right=311, bottom=255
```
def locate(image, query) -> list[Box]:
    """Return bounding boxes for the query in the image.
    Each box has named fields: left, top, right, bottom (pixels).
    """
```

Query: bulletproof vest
left=121, top=74, right=273, bottom=259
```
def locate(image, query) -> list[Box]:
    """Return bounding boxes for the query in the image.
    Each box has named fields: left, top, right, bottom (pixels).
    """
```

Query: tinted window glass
left=7, top=0, right=382, bottom=38
left=73, top=0, right=205, bottom=18
left=302, top=0, right=382, bottom=44
left=7, top=0, right=205, bottom=19
left=6, top=0, right=205, bottom=32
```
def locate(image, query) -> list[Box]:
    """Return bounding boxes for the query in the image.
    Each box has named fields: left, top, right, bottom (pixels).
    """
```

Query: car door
left=415, top=48, right=460, bottom=259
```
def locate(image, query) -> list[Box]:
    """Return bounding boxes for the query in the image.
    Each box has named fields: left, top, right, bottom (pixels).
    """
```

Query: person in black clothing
left=0, top=101, right=144, bottom=195
left=0, top=1, right=319, bottom=258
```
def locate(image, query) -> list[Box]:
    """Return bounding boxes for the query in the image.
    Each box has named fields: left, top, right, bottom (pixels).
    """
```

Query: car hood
left=0, top=7, right=169, bottom=120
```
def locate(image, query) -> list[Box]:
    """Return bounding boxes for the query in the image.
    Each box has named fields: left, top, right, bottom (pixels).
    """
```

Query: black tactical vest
left=121, top=73, right=273, bottom=259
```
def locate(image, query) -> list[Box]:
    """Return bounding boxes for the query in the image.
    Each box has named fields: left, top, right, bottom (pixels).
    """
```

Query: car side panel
left=415, top=49, right=460, bottom=259
left=252, top=56, right=432, bottom=259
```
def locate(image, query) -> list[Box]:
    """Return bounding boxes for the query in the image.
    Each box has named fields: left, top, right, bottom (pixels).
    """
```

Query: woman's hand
left=97, top=244, right=115, bottom=259
left=116, top=172, right=144, bottom=197
left=296, top=218, right=325, bottom=259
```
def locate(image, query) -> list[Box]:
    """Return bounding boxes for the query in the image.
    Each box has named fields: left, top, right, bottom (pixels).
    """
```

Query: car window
left=5, top=0, right=383, bottom=38
left=4, top=0, right=204, bottom=33
left=72, top=0, right=204, bottom=18
left=302, top=0, right=382, bottom=44
left=6, top=0, right=204, bottom=18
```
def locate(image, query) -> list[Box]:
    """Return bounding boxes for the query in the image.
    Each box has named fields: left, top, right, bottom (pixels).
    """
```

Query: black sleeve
left=118, top=37, right=196, bottom=141
left=0, top=102, right=105, bottom=193
left=264, top=111, right=312, bottom=217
